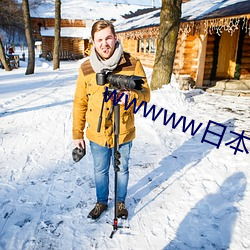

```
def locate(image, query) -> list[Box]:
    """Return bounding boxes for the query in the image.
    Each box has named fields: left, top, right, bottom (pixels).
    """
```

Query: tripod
left=97, top=89, right=124, bottom=238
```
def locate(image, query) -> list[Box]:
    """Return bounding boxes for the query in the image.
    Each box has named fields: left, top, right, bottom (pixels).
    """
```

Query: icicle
left=119, top=15, right=250, bottom=40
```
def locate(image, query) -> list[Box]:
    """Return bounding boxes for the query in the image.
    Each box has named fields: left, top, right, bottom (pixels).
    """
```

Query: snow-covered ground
left=0, top=49, right=250, bottom=250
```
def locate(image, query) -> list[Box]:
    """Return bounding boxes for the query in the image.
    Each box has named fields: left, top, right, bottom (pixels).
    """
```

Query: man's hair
left=91, top=20, right=116, bottom=40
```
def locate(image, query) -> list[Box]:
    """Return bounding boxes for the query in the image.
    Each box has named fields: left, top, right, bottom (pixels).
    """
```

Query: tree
left=0, top=0, right=23, bottom=71
left=0, top=0, right=24, bottom=43
left=22, top=0, right=35, bottom=75
left=151, top=0, right=182, bottom=90
left=0, top=37, right=11, bottom=71
left=53, top=0, right=61, bottom=70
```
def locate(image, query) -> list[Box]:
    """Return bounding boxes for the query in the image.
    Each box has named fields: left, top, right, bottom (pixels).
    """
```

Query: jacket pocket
left=120, top=110, right=135, bottom=134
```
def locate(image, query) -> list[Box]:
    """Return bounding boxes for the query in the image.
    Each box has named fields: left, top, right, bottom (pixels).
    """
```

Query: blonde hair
left=91, top=20, right=116, bottom=40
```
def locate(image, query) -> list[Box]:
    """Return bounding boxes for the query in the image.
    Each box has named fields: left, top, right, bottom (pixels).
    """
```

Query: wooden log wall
left=240, top=35, right=250, bottom=79
left=173, top=34, right=185, bottom=75
left=61, top=38, right=74, bottom=52
left=183, top=35, right=198, bottom=79
left=173, top=34, right=199, bottom=80
left=72, top=38, right=88, bottom=55
left=41, top=37, right=53, bottom=58
left=120, top=31, right=200, bottom=77
left=32, top=18, right=86, bottom=29
left=41, top=37, right=86, bottom=58
left=122, top=39, right=137, bottom=54
left=120, top=38, right=156, bottom=68
left=203, top=34, right=216, bottom=82
left=134, top=53, right=156, bottom=68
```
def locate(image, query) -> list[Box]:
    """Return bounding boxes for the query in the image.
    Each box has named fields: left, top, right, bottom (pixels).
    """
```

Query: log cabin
left=30, top=1, right=152, bottom=61
left=115, top=0, right=250, bottom=93
left=31, top=18, right=92, bottom=60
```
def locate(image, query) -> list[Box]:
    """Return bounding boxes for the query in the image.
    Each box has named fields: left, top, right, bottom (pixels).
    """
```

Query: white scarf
left=90, top=41, right=123, bottom=73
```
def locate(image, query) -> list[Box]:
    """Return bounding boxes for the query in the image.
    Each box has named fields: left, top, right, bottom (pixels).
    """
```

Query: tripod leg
left=111, top=104, right=121, bottom=237
left=97, top=92, right=106, bottom=132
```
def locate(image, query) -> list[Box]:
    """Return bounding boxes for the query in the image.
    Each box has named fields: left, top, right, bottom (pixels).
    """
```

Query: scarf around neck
left=90, top=41, right=123, bottom=73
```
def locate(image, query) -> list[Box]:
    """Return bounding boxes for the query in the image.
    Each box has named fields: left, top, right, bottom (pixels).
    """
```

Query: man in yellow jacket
left=73, top=20, right=150, bottom=220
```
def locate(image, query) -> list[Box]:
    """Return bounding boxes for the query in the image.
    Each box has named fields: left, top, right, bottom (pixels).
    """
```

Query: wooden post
left=195, top=32, right=207, bottom=87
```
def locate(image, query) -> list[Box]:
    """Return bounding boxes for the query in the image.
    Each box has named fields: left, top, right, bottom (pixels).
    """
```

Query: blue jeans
left=90, top=141, right=132, bottom=205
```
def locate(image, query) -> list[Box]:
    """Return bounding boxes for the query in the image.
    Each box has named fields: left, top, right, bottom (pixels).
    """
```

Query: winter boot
left=117, top=202, right=128, bottom=219
left=87, top=202, right=108, bottom=220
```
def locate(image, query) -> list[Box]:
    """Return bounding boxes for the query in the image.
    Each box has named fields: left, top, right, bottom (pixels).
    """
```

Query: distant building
left=30, top=1, right=151, bottom=60
left=31, top=18, right=92, bottom=60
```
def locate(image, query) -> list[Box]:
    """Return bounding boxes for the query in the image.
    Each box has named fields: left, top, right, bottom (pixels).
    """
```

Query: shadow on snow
left=164, top=172, right=247, bottom=249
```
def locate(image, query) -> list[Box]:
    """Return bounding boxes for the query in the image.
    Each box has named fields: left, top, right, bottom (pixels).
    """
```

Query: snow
left=92, top=0, right=161, bottom=7
left=114, top=0, right=249, bottom=32
left=30, top=0, right=152, bottom=20
left=114, top=9, right=160, bottom=32
left=181, top=0, right=249, bottom=21
left=40, top=27, right=92, bottom=39
left=0, top=48, right=250, bottom=249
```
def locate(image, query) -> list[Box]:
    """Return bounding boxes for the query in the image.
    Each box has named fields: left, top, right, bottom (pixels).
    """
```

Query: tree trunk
left=0, top=37, right=11, bottom=71
left=22, top=0, right=35, bottom=75
left=151, top=0, right=182, bottom=90
left=53, top=0, right=61, bottom=70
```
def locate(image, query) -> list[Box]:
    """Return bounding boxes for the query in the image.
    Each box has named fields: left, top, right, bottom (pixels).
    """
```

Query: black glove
left=72, top=146, right=86, bottom=162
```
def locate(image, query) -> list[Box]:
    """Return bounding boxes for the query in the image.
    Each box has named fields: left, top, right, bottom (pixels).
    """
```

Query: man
left=72, top=20, right=150, bottom=220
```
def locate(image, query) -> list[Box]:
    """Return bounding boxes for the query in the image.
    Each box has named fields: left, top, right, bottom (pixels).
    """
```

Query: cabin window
left=150, top=38, right=155, bottom=53
left=137, top=38, right=156, bottom=54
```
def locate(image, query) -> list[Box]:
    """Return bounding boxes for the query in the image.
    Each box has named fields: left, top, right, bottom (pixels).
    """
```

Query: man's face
left=93, top=27, right=117, bottom=60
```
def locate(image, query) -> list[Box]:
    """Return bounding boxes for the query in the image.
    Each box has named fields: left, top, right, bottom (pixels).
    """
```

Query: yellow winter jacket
left=72, top=52, right=150, bottom=148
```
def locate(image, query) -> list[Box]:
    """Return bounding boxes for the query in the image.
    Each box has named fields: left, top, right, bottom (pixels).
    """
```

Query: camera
left=72, top=146, right=86, bottom=162
left=96, top=70, right=144, bottom=90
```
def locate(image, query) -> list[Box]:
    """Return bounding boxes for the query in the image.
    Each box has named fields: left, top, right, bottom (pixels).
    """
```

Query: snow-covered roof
left=182, top=0, right=250, bottom=21
left=30, top=0, right=151, bottom=20
left=40, top=27, right=91, bottom=39
left=114, top=8, right=160, bottom=32
left=115, top=0, right=250, bottom=33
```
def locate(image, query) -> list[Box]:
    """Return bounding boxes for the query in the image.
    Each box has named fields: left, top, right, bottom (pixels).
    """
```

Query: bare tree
left=0, top=0, right=24, bottom=37
left=0, top=37, right=11, bottom=71
left=22, top=0, right=35, bottom=75
left=29, top=0, right=47, bottom=8
left=53, top=0, right=61, bottom=70
left=0, top=0, right=23, bottom=71
left=151, top=0, right=182, bottom=90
